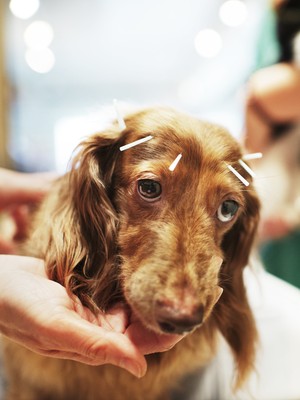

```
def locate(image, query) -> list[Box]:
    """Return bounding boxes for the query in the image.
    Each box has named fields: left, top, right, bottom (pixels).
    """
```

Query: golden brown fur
left=3, top=107, right=260, bottom=399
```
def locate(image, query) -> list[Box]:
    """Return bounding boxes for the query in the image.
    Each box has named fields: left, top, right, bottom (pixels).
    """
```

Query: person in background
left=0, top=168, right=183, bottom=378
left=244, top=0, right=300, bottom=154
left=243, top=0, right=300, bottom=287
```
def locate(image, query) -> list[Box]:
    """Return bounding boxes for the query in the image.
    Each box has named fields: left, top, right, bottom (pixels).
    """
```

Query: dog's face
left=108, top=108, right=256, bottom=335
left=45, top=106, right=259, bottom=385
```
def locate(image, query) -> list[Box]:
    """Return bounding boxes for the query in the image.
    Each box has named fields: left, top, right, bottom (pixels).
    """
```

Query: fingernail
left=120, top=359, right=145, bottom=379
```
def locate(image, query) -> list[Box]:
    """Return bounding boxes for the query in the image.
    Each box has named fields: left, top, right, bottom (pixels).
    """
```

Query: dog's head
left=46, top=106, right=259, bottom=385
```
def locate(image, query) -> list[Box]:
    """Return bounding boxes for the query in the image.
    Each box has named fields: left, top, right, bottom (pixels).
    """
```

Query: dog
left=2, top=107, right=260, bottom=400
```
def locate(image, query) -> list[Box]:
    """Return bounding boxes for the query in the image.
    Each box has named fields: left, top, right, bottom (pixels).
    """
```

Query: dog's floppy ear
left=215, top=186, right=260, bottom=388
left=45, top=129, right=125, bottom=311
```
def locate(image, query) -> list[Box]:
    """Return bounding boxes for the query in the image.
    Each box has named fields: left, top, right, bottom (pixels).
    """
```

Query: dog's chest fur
left=2, top=107, right=259, bottom=399
left=3, top=327, right=216, bottom=400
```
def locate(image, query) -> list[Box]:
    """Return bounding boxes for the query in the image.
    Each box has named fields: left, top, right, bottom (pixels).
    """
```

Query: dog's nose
left=155, top=299, right=204, bottom=335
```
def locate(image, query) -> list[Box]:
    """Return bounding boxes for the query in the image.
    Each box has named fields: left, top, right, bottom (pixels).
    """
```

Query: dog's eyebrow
left=119, top=135, right=153, bottom=151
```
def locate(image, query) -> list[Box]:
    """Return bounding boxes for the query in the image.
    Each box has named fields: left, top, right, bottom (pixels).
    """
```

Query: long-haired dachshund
left=3, top=107, right=260, bottom=400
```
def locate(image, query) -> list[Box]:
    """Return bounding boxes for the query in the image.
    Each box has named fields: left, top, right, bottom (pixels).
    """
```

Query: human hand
left=0, top=168, right=56, bottom=209
left=258, top=217, right=293, bottom=241
left=258, top=199, right=300, bottom=242
left=243, top=63, right=300, bottom=153
left=272, top=0, right=288, bottom=10
left=0, top=169, right=56, bottom=253
left=0, top=255, right=183, bottom=378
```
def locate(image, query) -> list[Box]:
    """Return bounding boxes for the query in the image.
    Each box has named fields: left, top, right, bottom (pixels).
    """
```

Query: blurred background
left=0, top=0, right=276, bottom=172
left=1, top=0, right=300, bottom=289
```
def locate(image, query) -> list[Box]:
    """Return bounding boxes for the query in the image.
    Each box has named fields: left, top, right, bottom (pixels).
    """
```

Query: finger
left=4, top=190, right=46, bottom=207
left=0, top=169, right=57, bottom=208
left=32, top=348, right=115, bottom=366
left=34, top=348, right=146, bottom=380
left=73, top=301, right=130, bottom=333
left=1, top=324, right=143, bottom=373
left=45, top=315, right=147, bottom=378
left=100, top=303, right=130, bottom=333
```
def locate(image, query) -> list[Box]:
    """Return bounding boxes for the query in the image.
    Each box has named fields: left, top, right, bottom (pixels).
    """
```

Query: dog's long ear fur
left=215, top=186, right=260, bottom=388
left=44, top=129, right=125, bottom=311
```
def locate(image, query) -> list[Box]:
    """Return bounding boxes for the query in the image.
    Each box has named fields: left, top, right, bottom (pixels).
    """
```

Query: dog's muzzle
left=154, top=298, right=204, bottom=335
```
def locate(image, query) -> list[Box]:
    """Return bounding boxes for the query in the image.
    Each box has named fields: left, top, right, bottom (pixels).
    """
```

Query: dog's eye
left=217, top=200, right=239, bottom=222
left=137, top=179, right=162, bottom=201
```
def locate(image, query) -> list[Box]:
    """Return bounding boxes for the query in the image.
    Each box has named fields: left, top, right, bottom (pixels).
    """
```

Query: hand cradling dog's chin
left=96, top=302, right=185, bottom=356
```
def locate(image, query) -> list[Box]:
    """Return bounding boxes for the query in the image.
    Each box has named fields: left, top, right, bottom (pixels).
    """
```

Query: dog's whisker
left=119, top=135, right=153, bottom=151
left=253, top=174, right=279, bottom=180
left=169, top=153, right=182, bottom=172
left=113, top=99, right=126, bottom=130
left=242, top=152, right=263, bottom=161
left=238, top=159, right=256, bottom=178
left=226, top=164, right=249, bottom=187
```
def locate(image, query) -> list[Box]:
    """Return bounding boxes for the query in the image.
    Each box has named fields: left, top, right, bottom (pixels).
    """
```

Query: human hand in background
left=243, top=63, right=300, bottom=241
left=0, top=168, right=56, bottom=253
left=243, top=63, right=300, bottom=153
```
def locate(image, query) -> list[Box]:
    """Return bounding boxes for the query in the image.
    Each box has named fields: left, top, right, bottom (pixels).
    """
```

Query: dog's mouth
left=157, top=319, right=202, bottom=335
left=125, top=285, right=224, bottom=336
left=126, top=298, right=205, bottom=336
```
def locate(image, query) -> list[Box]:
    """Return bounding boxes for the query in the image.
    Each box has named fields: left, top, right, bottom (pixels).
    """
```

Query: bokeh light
left=194, top=29, right=223, bottom=58
left=219, top=0, right=248, bottom=27
left=25, top=48, right=55, bottom=74
left=24, top=21, right=54, bottom=49
left=9, top=0, right=40, bottom=20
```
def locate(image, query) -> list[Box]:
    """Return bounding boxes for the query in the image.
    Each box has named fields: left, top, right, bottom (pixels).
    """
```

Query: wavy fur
left=3, top=107, right=260, bottom=399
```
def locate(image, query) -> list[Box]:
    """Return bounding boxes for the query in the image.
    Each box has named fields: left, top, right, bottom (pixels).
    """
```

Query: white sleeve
left=176, top=260, right=300, bottom=400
